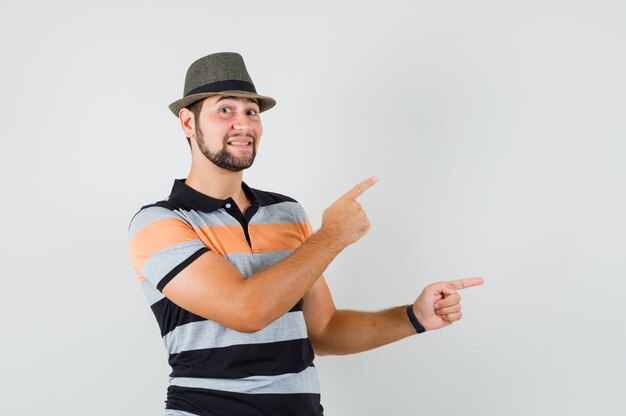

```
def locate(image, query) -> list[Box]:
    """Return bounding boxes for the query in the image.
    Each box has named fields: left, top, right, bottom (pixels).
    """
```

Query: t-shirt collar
left=168, top=178, right=271, bottom=212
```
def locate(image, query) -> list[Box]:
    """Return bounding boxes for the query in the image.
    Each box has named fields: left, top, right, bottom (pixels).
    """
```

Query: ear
left=179, top=108, right=196, bottom=139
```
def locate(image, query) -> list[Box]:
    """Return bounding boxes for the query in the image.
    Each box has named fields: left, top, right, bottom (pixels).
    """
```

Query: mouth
left=226, top=136, right=254, bottom=149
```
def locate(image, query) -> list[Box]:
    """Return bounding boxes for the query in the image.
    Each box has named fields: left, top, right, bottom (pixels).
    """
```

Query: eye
left=247, top=109, right=258, bottom=116
left=219, top=107, right=232, bottom=114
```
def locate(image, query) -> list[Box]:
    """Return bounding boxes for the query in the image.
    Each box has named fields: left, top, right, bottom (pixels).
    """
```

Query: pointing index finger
left=343, top=176, right=378, bottom=200
left=447, top=277, right=485, bottom=291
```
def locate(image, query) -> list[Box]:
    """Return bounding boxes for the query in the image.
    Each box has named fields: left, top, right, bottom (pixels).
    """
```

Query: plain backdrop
left=1, top=1, right=625, bottom=415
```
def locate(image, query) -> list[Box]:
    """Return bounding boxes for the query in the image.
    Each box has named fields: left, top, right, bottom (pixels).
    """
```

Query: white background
left=1, top=1, right=625, bottom=414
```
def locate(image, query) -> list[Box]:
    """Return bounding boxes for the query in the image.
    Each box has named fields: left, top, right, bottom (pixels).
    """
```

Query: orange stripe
left=129, top=219, right=311, bottom=279
left=248, top=222, right=308, bottom=254
left=304, top=216, right=313, bottom=239
left=194, top=225, right=251, bottom=256
left=129, top=218, right=199, bottom=276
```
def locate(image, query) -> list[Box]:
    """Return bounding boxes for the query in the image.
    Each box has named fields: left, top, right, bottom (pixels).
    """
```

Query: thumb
left=433, top=284, right=456, bottom=309
left=441, top=285, right=457, bottom=296
left=427, top=281, right=456, bottom=297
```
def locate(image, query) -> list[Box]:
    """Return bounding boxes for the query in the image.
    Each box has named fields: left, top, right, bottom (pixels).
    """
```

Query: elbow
left=233, top=317, right=267, bottom=333
left=313, top=348, right=331, bottom=356
left=309, top=337, right=332, bottom=356
left=229, top=300, right=274, bottom=333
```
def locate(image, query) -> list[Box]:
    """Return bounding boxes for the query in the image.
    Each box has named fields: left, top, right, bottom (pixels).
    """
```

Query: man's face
left=193, top=95, right=263, bottom=171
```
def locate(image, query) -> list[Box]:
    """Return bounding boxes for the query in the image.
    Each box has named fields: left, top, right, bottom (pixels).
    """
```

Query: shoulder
left=251, top=187, right=298, bottom=205
left=128, top=200, right=189, bottom=237
left=250, top=187, right=310, bottom=226
left=251, top=187, right=307, bottom=213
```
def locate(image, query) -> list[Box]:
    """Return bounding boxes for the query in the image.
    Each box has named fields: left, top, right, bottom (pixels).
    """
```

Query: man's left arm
left=303, top=276, right=484, bottom=355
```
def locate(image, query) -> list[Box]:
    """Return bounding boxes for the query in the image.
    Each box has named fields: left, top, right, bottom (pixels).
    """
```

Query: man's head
left=180, top=95, right=263, bottom=172
left=169, top=52, right=274, bottom=171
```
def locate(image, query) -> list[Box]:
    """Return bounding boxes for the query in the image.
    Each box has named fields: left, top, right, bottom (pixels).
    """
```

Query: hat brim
left=168, top=90, right=276, bottom=117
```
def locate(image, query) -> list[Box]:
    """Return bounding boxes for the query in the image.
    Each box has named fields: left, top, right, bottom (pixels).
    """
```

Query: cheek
left=201, top=128, right=226, bottom=150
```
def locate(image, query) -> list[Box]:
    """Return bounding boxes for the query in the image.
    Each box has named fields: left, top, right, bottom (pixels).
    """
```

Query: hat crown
left=183, top=52, right=254, bottom=96
left=168, top=51, right=275, bottom=117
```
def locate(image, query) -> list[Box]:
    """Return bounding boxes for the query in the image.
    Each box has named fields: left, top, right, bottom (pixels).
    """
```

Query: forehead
left=208, top=95, right=259, bottom=106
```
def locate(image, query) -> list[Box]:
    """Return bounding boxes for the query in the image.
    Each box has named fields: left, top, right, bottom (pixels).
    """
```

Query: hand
left=321, top=176, right=378, bottom=248
left=412, top=277, right=484, bottom=331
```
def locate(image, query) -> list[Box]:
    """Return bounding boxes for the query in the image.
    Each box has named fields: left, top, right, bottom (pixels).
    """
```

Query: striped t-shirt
left=128, top=179, right=323, bottom=416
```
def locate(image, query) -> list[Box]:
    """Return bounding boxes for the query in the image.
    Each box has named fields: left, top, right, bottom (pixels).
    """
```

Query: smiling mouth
left=226, top=135, right=255, bottom=148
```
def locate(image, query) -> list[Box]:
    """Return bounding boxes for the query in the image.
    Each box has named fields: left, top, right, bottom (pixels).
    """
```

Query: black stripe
left=151, top=298, right=206, bottom=337
left=129, top=200, right=180, bottom=230
left=139, top=199, right=184, bottom=212
left=247, top=186, right=297, bottom=206
left=186, top=80, right=257, bottom=96
left=157, top=247, right=209, bottom=292
left=291, top=299, right=304, bottom=312
left=169, top=338, right=314, bottom=379
left=153, top=298, right=304, bottom=338
left=166, top=385, right=323, bottom=416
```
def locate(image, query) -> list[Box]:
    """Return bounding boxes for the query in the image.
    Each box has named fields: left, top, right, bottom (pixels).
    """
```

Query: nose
left=232, top=113, right=252, bottom=132
left=233, top=121, right=249, bottom=131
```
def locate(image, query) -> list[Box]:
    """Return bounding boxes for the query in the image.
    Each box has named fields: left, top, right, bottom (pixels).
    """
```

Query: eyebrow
left=215, top=96, right=259, bottom=106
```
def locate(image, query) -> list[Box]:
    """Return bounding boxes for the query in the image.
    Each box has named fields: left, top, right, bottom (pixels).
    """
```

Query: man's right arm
left=161, top=176, right=378, bottom=333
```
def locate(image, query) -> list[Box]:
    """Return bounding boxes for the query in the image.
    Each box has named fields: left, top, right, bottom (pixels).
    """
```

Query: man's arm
left=303, top=276, right=485, bottom=355
left=161, top=176, right=378, bottom=333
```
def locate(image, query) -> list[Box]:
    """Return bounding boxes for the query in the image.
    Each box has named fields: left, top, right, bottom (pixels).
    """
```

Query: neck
left=186, top=155, right=245, bottom=201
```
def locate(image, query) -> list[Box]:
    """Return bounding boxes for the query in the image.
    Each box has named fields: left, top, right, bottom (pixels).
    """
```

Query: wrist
left=406, top=304, right=426, bottom=334
left=315, top=227, right=348, bottom=253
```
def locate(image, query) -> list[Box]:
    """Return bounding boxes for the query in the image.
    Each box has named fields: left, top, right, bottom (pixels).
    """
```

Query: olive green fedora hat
left=168, top=52, right=276, bottom=117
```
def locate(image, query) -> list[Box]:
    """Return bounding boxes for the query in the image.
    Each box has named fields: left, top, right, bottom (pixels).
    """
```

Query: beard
left=195, top=127, right=257, bottom=172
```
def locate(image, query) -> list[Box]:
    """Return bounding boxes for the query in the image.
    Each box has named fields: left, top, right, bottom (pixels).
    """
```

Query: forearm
left=310, top=306, right=417, bottom=355
left=163, top=177, right=376, bottom=333
left=241, top=228, right=345, bottom=329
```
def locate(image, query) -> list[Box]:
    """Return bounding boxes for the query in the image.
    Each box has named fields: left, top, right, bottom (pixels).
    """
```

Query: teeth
left=230, top=141, right=250, bottom=146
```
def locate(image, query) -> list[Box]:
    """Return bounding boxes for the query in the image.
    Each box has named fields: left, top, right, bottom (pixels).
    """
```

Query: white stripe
left=251, top=202, right=307, bottom=225
left=141, top=239, right=206, bottom=286
left=163, top=311, right=308, bottom=354
left=164, top=411, right=200, bottom=416
left=169, top=366, right=320, bottom=394
left=225, top=250, right=293, bottom=278
left=141, top=279, right=164, bottom=306
left=128, top=206, right=180, bottom=239
left=178, top=208, right=241, bottom=227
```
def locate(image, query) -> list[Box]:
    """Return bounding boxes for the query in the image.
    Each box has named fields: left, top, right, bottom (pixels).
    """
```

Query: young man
left=128, top=52, right=484, bottom=416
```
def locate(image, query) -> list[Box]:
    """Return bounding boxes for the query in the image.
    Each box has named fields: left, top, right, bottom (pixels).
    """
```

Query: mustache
left=225, top=133, right=256, bottom=143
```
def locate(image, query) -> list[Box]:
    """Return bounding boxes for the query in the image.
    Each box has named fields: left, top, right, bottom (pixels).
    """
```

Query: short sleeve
left=128, top=206, right=208, bottom=291
left=293, top=203, right=314, bottom=240
left=303, top=213, right=313, bottom=239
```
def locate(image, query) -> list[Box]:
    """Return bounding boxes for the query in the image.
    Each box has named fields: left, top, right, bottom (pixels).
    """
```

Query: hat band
left=185, top=79, right=257, bottom=97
